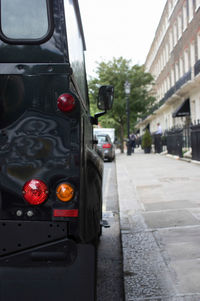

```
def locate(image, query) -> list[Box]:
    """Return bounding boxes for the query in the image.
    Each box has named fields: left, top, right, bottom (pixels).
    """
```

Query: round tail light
left=56, top=183, right=74, bottom=202
left=23, top=179, right=48, bottom=205
left=57, top=93, right=75, bottom=112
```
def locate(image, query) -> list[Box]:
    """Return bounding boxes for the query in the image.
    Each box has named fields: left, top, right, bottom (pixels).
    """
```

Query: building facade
left=137, top=0, right=200, bottom=135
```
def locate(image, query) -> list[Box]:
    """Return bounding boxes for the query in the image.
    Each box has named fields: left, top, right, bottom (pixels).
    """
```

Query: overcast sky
left=79, top=0, right=167, bottom=77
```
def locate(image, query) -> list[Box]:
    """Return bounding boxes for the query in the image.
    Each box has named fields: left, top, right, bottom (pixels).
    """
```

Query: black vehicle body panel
left=0, top=0, right=103, bottom=299
left=0, top=243, right=95, bottom=301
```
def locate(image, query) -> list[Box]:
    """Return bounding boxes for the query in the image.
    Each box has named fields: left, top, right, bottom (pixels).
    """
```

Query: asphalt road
left=97, top=161, right=124, bottom=301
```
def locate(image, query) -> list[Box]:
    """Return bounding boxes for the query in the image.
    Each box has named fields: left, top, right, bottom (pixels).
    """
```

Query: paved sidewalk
left=116, top=149, right=200, bottom=301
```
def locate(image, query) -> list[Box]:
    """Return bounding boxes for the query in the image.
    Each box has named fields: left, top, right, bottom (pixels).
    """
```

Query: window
left=161, top=52, right=164, bottom=69
left=0, top=0, right=52, bottom=43
left=190, top=41, right=195, bottom=68
left=161, top=82, right=164, bottom=98
left=165, top=43, right=169, bottom=62
left=178, top=13, right=182, bottom=39
left=179, top=56, right=184, bottom=77
left=169, top=30, right=173, bottom=52
left=188, top=0, right=193, bottom=22
left=175, top=62, right=179, bottom=81
left=164, top=79, right=167, bottom=94
left=197, top=32, right=200, bottom=59
left=173, top=22, right=178, bottom=45
left=184, top=48, right=189, bottom=72
left=183, top=3, right=187, bottom=31
left=195, top=98, right=200, bottom=120
left=97, top=136, right=107, bottom=143
left=171, top=68, right=175, bottom=86
left=167, top=76, right=170, bottom=90
left=196, top=0, right=200, bottom=10
left=64, top=0, right=88, bottom=103
left=168, top=0, right=173, bottom=16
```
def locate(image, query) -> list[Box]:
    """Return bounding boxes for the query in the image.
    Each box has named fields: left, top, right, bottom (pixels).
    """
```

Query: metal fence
left=164, top=123, right=200, bottom=159
left=139, top=122, right=200, bottom=160
left=165, top=128, right=183, bottom=157
left=191, top=122, right=200, bottom=161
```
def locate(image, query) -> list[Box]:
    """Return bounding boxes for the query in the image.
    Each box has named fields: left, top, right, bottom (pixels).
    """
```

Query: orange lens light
left=56, top=183, right=74, bottom=202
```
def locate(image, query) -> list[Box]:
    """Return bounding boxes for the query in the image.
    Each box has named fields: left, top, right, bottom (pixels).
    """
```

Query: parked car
left=96, top=134, right=115, bottom=162
left=93, top=134, right=104, bottom=160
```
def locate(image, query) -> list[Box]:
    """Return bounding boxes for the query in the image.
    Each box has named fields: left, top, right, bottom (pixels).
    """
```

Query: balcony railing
left=175, top=71, right=191, bottom=91
left=145, top=70, right=192, bottom=119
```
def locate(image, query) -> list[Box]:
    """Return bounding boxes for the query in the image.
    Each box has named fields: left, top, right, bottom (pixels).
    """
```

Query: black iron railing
left=175, top=71, right=191, bottom=91
left=191, top=121, right=200, bottom=161
left=164, top=124, right=191, bottom=158
left=165, top=128, right=183, bottom=157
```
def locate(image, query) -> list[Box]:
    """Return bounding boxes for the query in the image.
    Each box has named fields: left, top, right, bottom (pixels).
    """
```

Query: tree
left=89, top=57, right=155, bottom=153
left=141, top=129, right=152, bottom=153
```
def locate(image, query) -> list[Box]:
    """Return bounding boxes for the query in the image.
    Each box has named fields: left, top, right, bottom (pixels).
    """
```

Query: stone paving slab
left=142, top=209, right=200, bottom=229
left=116, top=150, right=200, bottom=301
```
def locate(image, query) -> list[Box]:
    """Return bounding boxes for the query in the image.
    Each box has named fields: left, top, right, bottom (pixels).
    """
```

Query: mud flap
left=0, top=244, right=96, bottom=301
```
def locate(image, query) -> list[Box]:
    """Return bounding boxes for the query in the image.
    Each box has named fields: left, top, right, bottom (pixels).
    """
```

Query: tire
left=85, top=165, right=102, bottom=245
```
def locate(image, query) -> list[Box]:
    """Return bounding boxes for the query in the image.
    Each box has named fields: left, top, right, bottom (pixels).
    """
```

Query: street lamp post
left=124, top=81, right=131, bottom=155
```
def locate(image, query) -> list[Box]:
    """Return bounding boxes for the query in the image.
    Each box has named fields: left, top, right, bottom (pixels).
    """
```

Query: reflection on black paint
left=0, top=112, right=71, bottom=184
left=0, top=76, right=25, bottom=128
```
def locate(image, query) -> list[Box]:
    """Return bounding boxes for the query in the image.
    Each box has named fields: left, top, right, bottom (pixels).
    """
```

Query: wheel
left=85, top=164, right=103, bottom=244
left=107, top=156, right=112, bottom=162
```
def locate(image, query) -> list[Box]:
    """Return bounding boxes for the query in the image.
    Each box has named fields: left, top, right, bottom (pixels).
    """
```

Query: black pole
left=126, top=94, right=131, bottom=156
left=124, top=81, right=131, bottom=156
left=127, top=94, right=130, bottom=139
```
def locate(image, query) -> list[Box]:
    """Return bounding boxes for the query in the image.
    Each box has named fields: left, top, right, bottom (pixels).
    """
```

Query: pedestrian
left=129, top=132, right=136, bottom=153
left=156, top=122, right=162, bottom=135
left=155, top=123, right=162, bottom=153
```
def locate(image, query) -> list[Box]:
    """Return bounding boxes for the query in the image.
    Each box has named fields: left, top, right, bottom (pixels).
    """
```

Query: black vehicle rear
left=0, top=1, right=113, bottom=300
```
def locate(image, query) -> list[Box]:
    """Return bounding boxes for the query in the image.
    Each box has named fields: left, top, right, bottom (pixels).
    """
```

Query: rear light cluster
left=103, top=143, right=112, bottom=149
left=56, top=183, right=74, bottom=202
left=23, top=179, right=48, bottom=205
left=57, top=93, right=75, bottom=112
left=22, top=179, right=77, bottom=217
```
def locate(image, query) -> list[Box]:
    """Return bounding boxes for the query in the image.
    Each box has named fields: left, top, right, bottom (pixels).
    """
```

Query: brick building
left=137, top=0, right=200, bottom=135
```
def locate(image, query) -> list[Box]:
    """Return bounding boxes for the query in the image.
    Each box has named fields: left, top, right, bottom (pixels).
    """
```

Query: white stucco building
left=137, top=0, right=200, bottom=135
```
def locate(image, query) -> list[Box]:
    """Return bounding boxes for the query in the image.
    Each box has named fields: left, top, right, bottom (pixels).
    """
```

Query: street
left=97, top=161, right=124, bottom=301
left=96, top=150, right=200, bottom=300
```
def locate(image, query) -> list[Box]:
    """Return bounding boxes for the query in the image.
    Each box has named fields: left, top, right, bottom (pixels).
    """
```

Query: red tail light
left=57, top=93, right=75, bottom=112
left=23, top=179, right=48, bottom=205
left=103, top=143, right=112, bottom=148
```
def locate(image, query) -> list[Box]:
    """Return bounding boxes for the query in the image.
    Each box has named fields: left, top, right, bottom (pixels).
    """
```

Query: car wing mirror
left=91, top=85, right=114, bottom=125
left=97, top=85, right=114, bottom=111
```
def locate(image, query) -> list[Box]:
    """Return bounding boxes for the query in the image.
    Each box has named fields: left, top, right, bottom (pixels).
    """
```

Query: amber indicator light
left=56, top=183, right=74, bottom=202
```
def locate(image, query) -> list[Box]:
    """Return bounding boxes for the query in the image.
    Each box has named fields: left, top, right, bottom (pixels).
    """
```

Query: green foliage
left=141, top=130, right=152, bottom=149
left=88, top=57, right=156, bottom=152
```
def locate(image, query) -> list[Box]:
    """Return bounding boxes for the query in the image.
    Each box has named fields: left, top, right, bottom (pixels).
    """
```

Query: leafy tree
left=89, top=57, right=155, bottom=152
